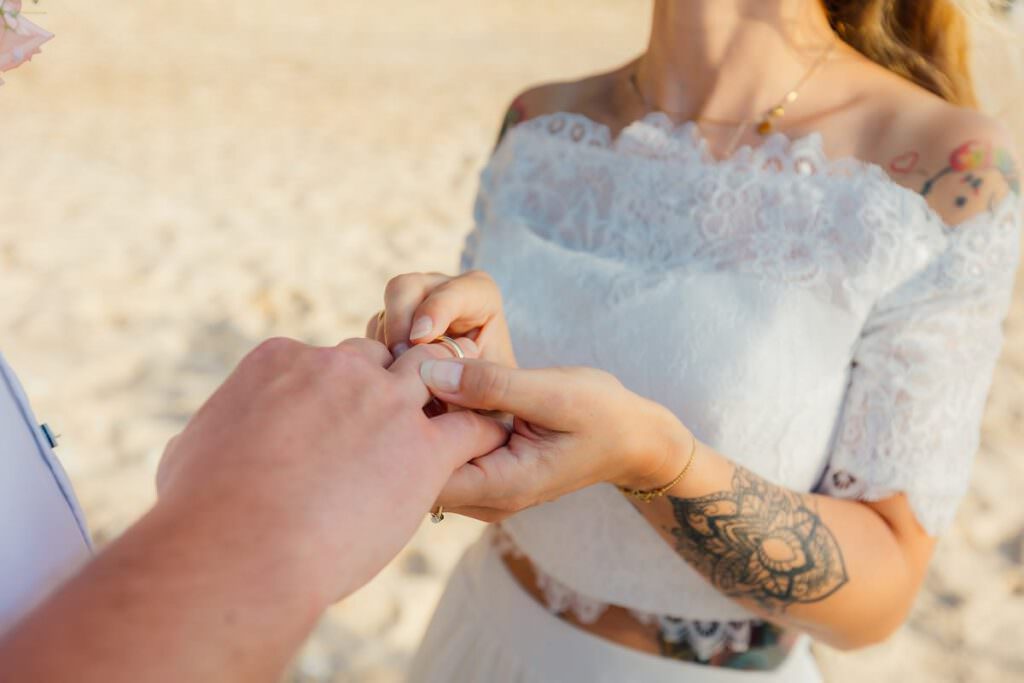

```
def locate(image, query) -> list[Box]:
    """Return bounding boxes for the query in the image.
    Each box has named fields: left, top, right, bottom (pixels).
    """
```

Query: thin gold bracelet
left=617, top=433, right=698, bottom=503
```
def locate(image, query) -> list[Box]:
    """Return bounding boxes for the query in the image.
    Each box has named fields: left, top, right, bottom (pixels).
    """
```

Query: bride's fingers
left=421, top=359, right=590, bottom=430
left=430, top=409, right=509, bottom=473
left=388, top=336, right=479, bottom=406
left=383, top=272, right=450, bottom=352
left=365, top=310, right=383, bottom=340
left=435, top=444, right=529, bottom=510
left=409, top=271, right=501, bottom=343
left=435, top=465, right=487, bottom=509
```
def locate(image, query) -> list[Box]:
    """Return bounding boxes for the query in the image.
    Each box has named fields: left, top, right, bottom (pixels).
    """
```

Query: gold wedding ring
left=431, top=335, right=465, bottom=360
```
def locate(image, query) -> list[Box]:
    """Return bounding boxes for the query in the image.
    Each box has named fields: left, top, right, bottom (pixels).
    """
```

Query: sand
left=2, top=1, right=1022, bottom=681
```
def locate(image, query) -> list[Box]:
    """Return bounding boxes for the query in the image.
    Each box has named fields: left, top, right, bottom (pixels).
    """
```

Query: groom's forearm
left=0, top=497, right=327, bottom=683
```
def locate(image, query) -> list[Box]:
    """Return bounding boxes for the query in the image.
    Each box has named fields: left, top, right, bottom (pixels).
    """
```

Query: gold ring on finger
left=430, top=505, right=445, bottom=523
left=431, top=335, right=465, bottom=360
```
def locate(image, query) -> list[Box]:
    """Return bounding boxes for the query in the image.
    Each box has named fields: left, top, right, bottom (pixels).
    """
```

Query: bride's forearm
left=626, top=432, right=935, bottom=650
left=423, top=359, right=936, bottom=649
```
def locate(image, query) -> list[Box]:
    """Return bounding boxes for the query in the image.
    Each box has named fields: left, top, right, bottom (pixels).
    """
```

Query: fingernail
left=421, top=359, right=463, bottom=393
left=410, top=316, right=434, bottom=341
left=393, top=342, right=410, bottom=357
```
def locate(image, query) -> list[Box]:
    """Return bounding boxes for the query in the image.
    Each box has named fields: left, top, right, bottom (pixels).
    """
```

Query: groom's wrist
left=149, top=492, right=334, bottom=614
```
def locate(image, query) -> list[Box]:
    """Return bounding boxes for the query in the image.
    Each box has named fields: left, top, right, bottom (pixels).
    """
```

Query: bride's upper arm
left=492, top=80, right=583, bottom=150
left=881, top=106, right=1020, bottom=227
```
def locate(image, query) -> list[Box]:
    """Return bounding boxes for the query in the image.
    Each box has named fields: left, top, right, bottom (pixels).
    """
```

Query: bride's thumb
left=419, top=359, right=584, bottom=430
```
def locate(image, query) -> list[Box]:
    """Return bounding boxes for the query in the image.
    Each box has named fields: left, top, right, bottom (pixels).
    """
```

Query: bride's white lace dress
left=409, top=111, right=1021, bottom=682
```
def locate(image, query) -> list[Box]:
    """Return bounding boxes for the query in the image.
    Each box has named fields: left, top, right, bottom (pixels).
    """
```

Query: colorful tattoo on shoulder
left=495, top=98, right=526, bottom=149
left=889, top=140, right=1021, bottom=212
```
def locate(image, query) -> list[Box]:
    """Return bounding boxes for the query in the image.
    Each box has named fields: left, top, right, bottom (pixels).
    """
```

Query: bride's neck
left=637, top=0, right=837, bottom=119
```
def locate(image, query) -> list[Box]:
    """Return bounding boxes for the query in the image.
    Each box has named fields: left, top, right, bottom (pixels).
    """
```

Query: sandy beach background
left=2, top=1, right=1023, bottom=681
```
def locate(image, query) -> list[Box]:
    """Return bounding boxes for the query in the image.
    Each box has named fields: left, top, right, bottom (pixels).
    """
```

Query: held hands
left=373, top=269, right=691, bottom=522
left=155, top=336, right=505, bottom=605
left=421, top=359, right=691, bottom=522
left=367, top=270, right=517, bottom=367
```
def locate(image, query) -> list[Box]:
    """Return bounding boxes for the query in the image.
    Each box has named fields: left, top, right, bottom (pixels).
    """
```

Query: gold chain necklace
left=628, top=42, right=836, bottom=153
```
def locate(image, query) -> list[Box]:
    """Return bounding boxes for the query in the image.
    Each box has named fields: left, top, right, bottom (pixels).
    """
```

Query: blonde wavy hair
left=822, top=0, right=1019, bottom=110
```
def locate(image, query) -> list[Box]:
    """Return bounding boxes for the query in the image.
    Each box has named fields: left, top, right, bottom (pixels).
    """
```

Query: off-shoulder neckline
left=496, top=110, right=1020, bottom=233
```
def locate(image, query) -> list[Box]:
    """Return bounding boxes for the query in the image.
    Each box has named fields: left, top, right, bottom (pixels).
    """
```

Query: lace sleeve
left=817, top=197, right=1022, bottom=535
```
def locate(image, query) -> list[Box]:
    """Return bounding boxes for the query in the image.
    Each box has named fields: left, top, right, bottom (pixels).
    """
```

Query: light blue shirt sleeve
left=0, top=353, right=92, bottom=635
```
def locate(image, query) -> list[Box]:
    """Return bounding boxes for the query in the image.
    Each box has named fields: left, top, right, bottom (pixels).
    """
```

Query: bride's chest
left=469, top=135, right=941, bottom=430
left=478, top=140, right=933, bottom=312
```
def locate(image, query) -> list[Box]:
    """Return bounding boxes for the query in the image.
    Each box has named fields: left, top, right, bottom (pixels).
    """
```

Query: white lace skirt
left=408, top=533, right=823, bottom=683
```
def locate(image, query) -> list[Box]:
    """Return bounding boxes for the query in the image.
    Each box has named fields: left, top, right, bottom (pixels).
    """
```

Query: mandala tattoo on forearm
left=668, top=467, right=848, bottom=614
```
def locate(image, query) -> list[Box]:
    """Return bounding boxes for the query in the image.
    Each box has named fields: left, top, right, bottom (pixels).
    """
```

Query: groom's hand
left=156, top=335, right=507, bottom=604
left=0, top=337, right=507, bottom=683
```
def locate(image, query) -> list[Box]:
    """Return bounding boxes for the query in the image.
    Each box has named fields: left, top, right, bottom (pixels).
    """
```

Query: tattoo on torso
left=667, top=467, right=849, bottom=614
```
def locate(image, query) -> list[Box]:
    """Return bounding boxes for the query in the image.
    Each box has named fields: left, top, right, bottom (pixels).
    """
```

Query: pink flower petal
left=0, top=3, right=52, bottom=79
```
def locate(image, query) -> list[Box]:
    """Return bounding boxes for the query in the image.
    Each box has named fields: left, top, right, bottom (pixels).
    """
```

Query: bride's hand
left=366, top=270, right=516, bottom=367
left=418, top=358, right=692, bottom=522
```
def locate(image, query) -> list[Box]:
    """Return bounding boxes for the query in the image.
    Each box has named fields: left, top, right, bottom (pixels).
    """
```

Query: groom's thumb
left=419, top=359, right=588, bottom=430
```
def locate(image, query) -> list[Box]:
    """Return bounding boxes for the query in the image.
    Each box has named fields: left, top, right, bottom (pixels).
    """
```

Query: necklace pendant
left=757, top=120, right=773, bottom=135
